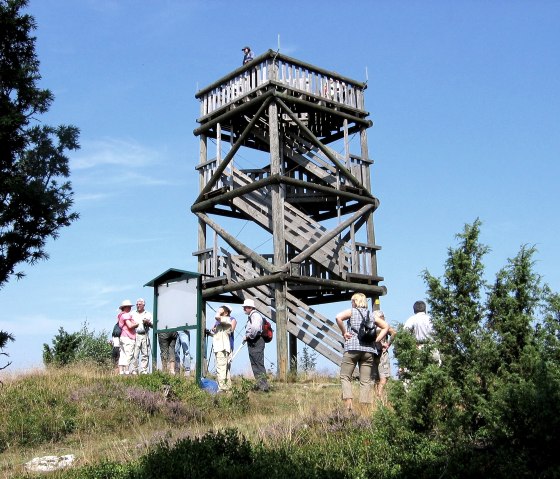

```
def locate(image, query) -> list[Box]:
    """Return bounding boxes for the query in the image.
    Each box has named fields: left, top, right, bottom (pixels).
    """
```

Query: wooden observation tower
left=192, top=50, right=386, bottom=379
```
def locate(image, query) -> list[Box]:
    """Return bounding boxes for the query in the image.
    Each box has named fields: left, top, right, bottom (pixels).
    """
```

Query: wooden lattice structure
left=192, top=50, right=386, bottom=379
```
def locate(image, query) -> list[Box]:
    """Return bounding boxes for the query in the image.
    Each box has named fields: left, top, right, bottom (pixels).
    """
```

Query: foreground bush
left=391, top=220, right=560, bottom=478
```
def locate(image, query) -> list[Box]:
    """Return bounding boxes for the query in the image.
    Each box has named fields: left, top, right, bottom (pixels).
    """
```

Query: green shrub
left=43, top=327, right=81, bottom=367
left=75, top=322, right=113, bottom=368
left=43, top=322, right=112, bottom=369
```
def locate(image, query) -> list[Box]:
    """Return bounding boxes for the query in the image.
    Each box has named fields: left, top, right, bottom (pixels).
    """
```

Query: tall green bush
left=43, top=327, right=81, bottom=366
left=43, top=322, right=112, bottom=368
left=74, top=322, right=112, bottom=367
left=391, top=220, right=560, bottom=477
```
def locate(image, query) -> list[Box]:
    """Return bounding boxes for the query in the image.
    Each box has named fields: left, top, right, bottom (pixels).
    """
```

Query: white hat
left=119, top=299, right=133, bottom=309
left=242, top=299, right=255, bottom=308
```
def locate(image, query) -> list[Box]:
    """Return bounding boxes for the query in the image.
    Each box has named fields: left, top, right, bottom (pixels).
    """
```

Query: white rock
left=24, top=454, right=75, bottom=472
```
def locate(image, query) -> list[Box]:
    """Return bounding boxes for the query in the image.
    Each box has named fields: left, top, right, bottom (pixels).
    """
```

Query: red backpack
left=250, top=311, right=274, bottom=343
left=261, top=317, right=274, bottom=343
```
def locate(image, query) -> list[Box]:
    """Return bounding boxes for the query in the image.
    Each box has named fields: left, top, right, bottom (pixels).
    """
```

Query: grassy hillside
left=0, top=365, right=355, bottom=478
left=2, top=360, right=558, bottom=479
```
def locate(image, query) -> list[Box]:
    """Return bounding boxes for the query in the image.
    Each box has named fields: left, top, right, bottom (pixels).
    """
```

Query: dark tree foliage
left=391, top=220, right=560, bottom=478
left=0, top=0, right=80, bottom=288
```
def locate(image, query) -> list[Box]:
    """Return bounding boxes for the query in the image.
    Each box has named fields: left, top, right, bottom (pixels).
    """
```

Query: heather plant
left=214, top=377, right=252, bottom=415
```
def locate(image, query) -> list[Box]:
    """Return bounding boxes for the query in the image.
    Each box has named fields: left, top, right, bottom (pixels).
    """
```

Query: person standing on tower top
left=242, top=46, right=254, bottom=65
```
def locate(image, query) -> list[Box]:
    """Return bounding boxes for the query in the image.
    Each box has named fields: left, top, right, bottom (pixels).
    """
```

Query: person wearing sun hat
left=117, top=299, right=138, bottom=375
left=243, top=298, right=269, bottom=392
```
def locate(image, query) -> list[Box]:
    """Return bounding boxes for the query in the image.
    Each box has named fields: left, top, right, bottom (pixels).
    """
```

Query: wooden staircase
left=222, top=251, right=344, bottom=365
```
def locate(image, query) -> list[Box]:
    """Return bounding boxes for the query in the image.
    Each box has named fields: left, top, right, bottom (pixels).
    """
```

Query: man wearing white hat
left=243, top=298, right=270, bottom=392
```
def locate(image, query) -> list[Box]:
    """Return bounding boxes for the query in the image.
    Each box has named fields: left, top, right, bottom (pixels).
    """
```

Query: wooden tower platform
left=192, top=49, right=386, bottom=379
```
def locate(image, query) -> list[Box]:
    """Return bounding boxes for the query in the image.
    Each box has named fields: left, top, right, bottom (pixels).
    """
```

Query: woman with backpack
left=336, top=292, right=389, bottom=413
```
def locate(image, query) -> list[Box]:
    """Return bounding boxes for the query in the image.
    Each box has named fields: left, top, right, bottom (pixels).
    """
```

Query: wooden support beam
left=275, top=97, right=373, bottom=194
left=272, top=89, right=371, bottom=127
left=321, top=124, right=362, bottom=146
left=193, top=89, right=275, bottom=137
left=194, top=97, right=273, bottom=203
left=195, top=212, right=281, bottom=274
left=294, top=275, right=387, bottom=296
left=201, top=272, right=287, bottom=298
left=269, top=100, right=289, bottom=381
left=281, top=176, right=379, bottom=207
left=281, top=203, right=374, bottom=271
left=191, top=174, right=278, bottom=213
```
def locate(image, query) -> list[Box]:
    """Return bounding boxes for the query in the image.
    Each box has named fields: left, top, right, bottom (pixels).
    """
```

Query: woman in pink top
left=118, top=299, right=138, bottom=375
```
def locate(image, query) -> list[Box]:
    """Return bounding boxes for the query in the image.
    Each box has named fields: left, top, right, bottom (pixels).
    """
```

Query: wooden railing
left=196, top=50, right=367, bottom=118
left=195, top=240, right=378, bottom=284
left=351, top=242, right=380, bottom=278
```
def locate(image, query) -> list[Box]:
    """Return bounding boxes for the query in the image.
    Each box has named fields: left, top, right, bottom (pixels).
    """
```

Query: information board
left=156, top=278, right=198, bottom=330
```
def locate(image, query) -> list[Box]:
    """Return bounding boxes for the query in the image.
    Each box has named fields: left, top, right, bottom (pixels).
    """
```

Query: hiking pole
left=230, top=341, right=246, bottom=363
left=147, top=336, right=152, bottom=373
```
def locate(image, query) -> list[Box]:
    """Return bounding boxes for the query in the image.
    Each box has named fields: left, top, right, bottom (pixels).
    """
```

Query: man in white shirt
left=404, top=301, right=434, bottom=343
left=131, top=298, right=153, bottom=374
left=404, top=300, right=441, bottom=366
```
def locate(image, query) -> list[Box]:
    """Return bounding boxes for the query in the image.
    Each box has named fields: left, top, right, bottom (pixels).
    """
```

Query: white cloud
left=72, top=138, right=161, bottom=170
left=69, top=137, right=184, bottom=192
left=74, top=192, right=114, bottom=203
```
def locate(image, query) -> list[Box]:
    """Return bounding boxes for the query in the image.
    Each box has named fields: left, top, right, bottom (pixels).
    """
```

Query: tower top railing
left=195, top=49, right=368, bottom=119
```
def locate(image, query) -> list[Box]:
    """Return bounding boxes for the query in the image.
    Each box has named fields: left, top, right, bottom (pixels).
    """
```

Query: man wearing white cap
left=243, top=298, right=270, bottom=392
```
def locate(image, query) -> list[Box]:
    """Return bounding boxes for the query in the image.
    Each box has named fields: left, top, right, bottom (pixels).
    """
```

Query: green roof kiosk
left=144, top=268, right=202, bottom=382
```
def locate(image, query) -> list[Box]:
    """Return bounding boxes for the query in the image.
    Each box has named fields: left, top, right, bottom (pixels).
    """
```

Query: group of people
left=112, top=291, right=435, bottom=406
left=336, top=294, right=436, bottom=412
left=112, top=298, right=191, bottom=376
left=111, top=295, right=271, bottom=393
left=209, top=298, right=270, bottom=393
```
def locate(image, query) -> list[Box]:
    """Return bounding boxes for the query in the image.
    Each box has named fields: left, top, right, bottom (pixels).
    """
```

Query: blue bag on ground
left=200, top=377, right=219, bottom=394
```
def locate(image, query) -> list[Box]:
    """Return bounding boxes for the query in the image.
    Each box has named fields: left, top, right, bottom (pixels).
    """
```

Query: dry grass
left=0, top=365, right=377, bottom=478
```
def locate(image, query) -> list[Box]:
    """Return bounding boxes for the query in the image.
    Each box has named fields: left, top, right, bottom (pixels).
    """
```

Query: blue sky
left=1, top=0, right=559, bottom=377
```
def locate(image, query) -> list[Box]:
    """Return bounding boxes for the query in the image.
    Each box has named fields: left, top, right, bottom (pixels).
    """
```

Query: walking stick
left=229, top=341, right=246, bottom=363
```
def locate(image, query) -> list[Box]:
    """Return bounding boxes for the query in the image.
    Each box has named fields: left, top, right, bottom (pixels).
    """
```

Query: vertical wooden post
left=269, top=100, right=288, bottom=381
left=361, top=126, right=379, bottom=308
left=198, top=134, right=208, bottom=375
left=289, top=334, right=297, bottom=373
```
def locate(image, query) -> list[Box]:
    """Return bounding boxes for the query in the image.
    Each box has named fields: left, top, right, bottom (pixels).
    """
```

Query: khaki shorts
left=118, top=336, right=135, bottom=367
left=372, top=350, right=391, bottom=380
